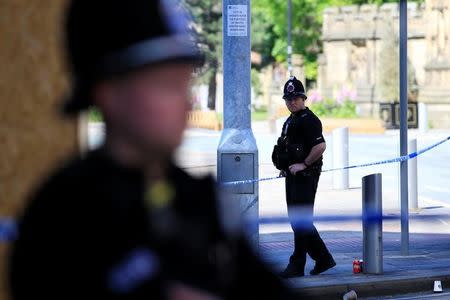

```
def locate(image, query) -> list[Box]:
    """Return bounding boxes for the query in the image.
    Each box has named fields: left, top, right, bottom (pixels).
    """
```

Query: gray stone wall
left=319, top=0, right=450, bottom=128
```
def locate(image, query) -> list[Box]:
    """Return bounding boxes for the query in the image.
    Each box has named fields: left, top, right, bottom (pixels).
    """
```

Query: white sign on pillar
left=227, top=5, right=248, bottom=36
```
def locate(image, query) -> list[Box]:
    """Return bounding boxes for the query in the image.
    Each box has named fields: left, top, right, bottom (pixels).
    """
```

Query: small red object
left=353, top=259, right=361, bottom=274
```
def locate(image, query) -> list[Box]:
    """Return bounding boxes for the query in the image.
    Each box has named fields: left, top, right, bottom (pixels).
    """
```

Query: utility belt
left=271, top=137, right=321, bottom=176
left=296, top=164, right=322, bottom=177
left=272, top=136, right=306, bottom=170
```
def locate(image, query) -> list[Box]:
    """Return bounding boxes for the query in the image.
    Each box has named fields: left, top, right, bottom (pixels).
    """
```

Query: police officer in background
left=10, top=1, right=301, bottom=299
left=272, top=76, right=336, bottom=278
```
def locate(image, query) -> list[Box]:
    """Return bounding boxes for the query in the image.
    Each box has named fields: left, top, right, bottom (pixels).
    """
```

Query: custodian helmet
left=282, top=76, right=307, bottom=100
left=63, top=0, right=204, bottom=115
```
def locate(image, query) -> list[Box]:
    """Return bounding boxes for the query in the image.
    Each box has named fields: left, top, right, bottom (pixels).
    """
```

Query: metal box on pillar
left=221, top=153, right=255, bottom=194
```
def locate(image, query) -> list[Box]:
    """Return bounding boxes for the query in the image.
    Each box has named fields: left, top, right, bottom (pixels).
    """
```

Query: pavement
left=256, top=161, right=450, bottom=299
left=368, top=291, right=450, bottom=299
left=260, top=231, right=450, bottom=299
left=88, top=121, right=450, bottom=299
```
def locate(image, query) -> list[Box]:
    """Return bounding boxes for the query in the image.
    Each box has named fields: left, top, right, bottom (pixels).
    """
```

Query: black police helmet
left=282, top=76, right=307, bottom=100
left=63, top=0, right=204, bottom=115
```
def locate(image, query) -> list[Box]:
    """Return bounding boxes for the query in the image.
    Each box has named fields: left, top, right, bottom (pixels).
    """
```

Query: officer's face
left=285, top=96, right=306, bottom=113
left=100, top=63, right=193, bottom=156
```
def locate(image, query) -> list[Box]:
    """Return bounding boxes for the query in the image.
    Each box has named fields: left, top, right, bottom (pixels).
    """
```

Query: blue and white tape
left=0, top=218, right=17, bottom=242
left=257, top=212, right=450, bottom=226
left=1, top=136, right=448, bottom=243
left=222, top=135, right=450, bottom=187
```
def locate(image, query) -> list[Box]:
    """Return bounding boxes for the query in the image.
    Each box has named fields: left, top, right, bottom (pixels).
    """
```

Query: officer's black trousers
left=285, top=172, right=332, bottom=269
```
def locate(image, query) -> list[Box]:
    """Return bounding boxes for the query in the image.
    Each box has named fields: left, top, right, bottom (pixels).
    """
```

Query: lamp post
left=218, top=0, right=259, bottom=246
left=287, top=0, right=292, bottom=76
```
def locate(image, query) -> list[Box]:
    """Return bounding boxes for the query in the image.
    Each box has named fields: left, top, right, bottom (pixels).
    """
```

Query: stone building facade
left=319, top=0, right=450, bottom=128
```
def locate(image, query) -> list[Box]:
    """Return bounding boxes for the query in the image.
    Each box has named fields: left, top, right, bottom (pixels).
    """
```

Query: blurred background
left=1, top=0, right=449, bottom=299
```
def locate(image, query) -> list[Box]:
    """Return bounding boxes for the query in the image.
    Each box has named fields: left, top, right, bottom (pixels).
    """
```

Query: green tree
left=185, top=0, right=278, bottom=109
left=253, top=0, right=354, bottom=81
left=184, top=0, right=222, bottom=110
left=184, top=0, right=424, bottom=107
left=251, top=3, right=277, bottom=69
left=252, top=0, right=423, bottom=82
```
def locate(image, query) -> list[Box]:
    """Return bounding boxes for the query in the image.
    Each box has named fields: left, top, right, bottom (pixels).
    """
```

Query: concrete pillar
left=332, top=127, right=350, bottom=190
left=418, top=102, right=428, bottom=133
left=408, top=139, right=419, bottom=210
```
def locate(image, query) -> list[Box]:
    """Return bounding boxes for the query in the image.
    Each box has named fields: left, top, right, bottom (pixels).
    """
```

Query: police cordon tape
left=235, top=135, right=450, bottom=214
left=221, top=135, right=450, bottom=187
left=256, top=211, right=450, bottom=227
left=1, top=211, right=448, bottom=242
left=0, top=136, right=449, bottom=242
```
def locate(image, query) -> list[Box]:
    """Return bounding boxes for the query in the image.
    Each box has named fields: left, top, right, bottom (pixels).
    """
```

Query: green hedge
left=88, top=107, right=103, bottom=122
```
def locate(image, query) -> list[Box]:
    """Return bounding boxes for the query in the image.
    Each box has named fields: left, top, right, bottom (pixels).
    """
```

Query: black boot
left=279, top=255, right=305, bottom=278
left=309, top=257, right=336, bottom=275
left=279, top=262, right=305, bottom=278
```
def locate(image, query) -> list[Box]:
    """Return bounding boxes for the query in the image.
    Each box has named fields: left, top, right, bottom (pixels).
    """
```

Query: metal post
left=399, top=0, right=409, bottom=256
left=362, top=173, right=383, bottom=274
left=287, top=0, right=292, bottom=76
left=408, top=139, right=418, bottom=210
left=418, top=102, right=428, bottom=133
left=332, top=127, right=349, bottom=190
left=218, top=1, right=259, bottom=246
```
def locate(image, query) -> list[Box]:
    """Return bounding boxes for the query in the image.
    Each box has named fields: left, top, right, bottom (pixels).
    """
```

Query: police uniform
left=10, top=148, right=299, bottom=299
left=10, top=1, right=302, bottom=299
left=273, top=77, right=335, bottom=278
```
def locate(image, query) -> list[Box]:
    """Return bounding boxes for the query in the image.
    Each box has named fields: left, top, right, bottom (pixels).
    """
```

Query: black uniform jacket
left=10, top=148, right=301, bottom=300
left=283, top=107, right=325, bottom=168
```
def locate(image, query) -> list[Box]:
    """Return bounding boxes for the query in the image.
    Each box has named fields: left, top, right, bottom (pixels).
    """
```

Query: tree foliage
left=183, top=0, right=222, bottom=109
left=252, top=0, right=423, bottom=81
left=183, top=0, right=424, bottom=104
left=252, top=0, right=355, bottom=80
left=251, top=4, right=277, bottom=68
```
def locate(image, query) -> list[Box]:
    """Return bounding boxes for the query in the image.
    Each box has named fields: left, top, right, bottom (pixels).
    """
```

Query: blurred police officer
left=273, top=76, right=335, bottom=278
left=9, top=1, right=301, bottom=299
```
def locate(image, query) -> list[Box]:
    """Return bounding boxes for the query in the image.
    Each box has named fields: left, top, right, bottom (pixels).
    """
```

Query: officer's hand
left=288, top=163, right=307, bottom=175
left=279, top=170, right=287, bottom=177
